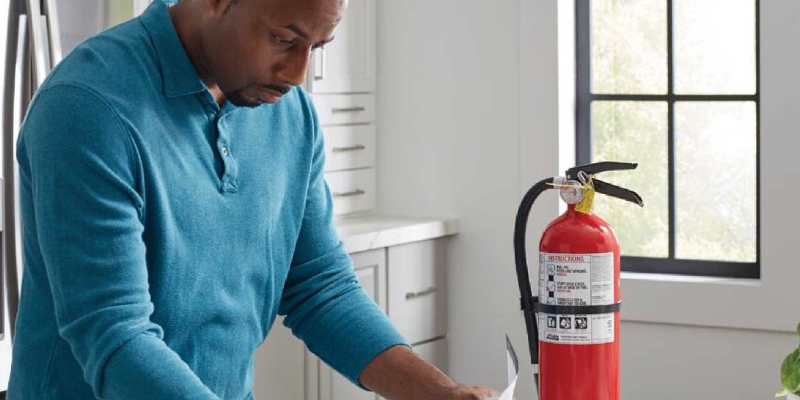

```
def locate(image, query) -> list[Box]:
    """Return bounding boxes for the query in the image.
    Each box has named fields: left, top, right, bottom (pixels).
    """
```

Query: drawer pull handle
left=333, top=189, right=366, bottom=198
left=332, top=145, right=366, bottom=153
left=405, top=287, right=437, bottom=300
left=331, top=106, right=366, bottom=113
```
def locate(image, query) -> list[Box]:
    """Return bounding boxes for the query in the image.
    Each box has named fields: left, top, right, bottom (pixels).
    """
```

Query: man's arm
left=278, top=89, right=407, bottom=385
left=21, top=84, right=219, bottom=399
left=359, top=346, right=502, bottom=400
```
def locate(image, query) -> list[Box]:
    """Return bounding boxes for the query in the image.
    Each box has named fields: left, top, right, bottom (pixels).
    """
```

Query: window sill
left=621, top=271, right=760, bottom=287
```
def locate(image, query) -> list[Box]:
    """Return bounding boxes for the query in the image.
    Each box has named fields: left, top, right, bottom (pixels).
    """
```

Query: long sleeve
left=18, top=84, right=220, bottom=400
left=278, top=95, right=408, bottom=388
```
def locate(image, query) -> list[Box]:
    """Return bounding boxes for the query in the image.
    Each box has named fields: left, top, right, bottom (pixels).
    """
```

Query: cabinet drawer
left=325, top=169, right=376, bottom=216
left=323, top=125, right=376, bottom=172
left=413, top=338, right=448, bottom=374
left=388, top=239, right=447, bottom=345
left=312, top=94, right=375, bottom=125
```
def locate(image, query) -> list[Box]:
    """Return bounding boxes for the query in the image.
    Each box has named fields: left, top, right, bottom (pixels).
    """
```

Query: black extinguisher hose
left=513, top=177, right=554, bottom=395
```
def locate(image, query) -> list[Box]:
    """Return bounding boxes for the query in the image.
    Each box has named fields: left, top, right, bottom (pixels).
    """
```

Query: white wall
left=377, top=1, right=557, bottom=398
left=377, top=1, right=800, bottom=399
left=622, top=322, right=796, bottom=400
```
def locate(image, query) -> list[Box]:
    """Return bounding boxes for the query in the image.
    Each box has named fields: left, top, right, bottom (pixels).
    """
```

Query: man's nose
left=277, top=48, right=312, bottom=87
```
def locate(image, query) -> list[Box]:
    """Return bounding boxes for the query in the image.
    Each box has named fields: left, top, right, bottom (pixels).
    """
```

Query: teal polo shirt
left=7, top=1, right=406, bottom=399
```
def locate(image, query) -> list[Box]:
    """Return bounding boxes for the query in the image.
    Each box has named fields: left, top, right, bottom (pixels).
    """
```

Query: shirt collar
left=140, top=0, right=207, bottom=98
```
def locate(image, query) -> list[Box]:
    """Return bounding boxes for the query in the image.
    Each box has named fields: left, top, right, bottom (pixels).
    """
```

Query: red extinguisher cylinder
left=538, top=204, right=621, bottom=400
left=513, top=162, right=641, bottom=400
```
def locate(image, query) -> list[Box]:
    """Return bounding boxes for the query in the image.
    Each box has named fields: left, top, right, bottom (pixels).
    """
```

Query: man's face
left=199, top=0, right=345, bottom=107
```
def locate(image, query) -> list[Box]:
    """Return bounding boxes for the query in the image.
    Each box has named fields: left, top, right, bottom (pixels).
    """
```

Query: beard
left=224, top=83, right=290, bottom=108
left=225, top=88, right=262, bottom=108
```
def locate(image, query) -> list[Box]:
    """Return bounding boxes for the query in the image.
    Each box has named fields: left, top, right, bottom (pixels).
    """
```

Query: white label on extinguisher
left=537, top=252, right=615, bottom=345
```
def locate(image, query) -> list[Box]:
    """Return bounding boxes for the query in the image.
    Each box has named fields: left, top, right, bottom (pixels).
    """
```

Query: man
left=7, top=0, right=504, bottom=399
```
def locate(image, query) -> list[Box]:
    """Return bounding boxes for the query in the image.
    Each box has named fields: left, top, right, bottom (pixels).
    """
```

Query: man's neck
left=168, top=1, right=226, bottom=106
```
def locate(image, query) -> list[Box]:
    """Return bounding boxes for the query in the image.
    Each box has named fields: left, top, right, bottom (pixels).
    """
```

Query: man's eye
left=273, top=33, right=295, bottom=47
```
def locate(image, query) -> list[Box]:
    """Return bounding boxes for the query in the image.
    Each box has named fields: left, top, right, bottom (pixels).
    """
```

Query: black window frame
left=575, top=0, right=760, bottom=279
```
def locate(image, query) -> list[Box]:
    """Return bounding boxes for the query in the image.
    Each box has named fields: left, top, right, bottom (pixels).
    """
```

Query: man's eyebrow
left=285, top=24, right=335, bottom=47
left=285, top=24, right=309, bottom=40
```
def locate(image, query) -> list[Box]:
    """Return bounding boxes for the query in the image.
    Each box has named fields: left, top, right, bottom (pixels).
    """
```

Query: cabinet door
left=317, top=248, right=386, bottom=400
left=387, top=239, right=447, bottom=345
left=252, top=317, right=306, bottom=399
left=305, top=0, right=376, bottom=93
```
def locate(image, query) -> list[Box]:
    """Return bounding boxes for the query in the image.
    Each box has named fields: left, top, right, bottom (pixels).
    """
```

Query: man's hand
left=359, top=345, right=505, bottom=400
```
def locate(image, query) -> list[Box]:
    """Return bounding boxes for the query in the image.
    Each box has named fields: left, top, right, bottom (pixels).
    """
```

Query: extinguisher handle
left=592, top=178, right=644, bottom=207
left=565, top=161, right=638, bottom=180
left=514, top=178, right=555, bottom=369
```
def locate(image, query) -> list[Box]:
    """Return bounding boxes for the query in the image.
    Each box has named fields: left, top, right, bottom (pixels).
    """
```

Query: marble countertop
left=335, top=214, right=460, bottom=254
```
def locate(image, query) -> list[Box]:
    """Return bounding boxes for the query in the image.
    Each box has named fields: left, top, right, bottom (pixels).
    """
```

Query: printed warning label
left=538, top=313, right=614, bottom=344
left=537, top=252, right=616, bottom=345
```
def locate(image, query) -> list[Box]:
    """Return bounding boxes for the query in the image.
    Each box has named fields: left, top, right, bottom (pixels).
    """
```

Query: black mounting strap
left=536, top=302, right=621, bottom=315
left=521, top=296, right=621, bottom=315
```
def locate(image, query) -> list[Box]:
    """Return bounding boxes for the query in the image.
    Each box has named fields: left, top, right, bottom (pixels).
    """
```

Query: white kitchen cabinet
left=323, top=124, right=376, bottom=172
left=326, top=168, right=376, bottom=216
left=305, top=0, right=376, bottom=94
left=311, top=93, right=376, bottom=125
left=388, top=239, right=448, bottom=345
left=305, top=0, right=377, bottom=217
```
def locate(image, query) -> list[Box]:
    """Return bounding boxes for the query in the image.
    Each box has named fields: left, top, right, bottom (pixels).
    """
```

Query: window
left=576, top=0, right=759, bottom=278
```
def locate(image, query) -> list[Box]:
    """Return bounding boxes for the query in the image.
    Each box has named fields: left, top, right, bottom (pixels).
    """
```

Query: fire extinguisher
left=513, top=161, right=643, bottom=400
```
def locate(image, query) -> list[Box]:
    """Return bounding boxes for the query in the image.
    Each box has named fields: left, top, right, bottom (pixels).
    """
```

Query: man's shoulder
left=43, top=17, right=161, bottom=106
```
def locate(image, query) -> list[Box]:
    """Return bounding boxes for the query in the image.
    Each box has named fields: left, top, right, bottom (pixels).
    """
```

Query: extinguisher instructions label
left=590, top=254, right=614, bottom=305
left=538, top=252, right=616, bottom=345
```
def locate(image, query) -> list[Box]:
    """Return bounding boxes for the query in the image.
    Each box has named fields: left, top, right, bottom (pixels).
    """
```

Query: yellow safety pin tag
left=575, top=175, right=595, bottom=214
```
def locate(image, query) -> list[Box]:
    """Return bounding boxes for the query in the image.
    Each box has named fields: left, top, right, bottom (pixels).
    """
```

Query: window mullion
left=667, top=0, right=676, bottom=260
left=576, top=0, right=592, bottom=165
left=755, top=0, right=762, bottom=276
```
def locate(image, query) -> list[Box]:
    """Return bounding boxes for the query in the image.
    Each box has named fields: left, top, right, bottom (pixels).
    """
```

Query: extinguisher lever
left=592, top=178, right=644, bottom=207
left=565, top=161, right=638, bottom=180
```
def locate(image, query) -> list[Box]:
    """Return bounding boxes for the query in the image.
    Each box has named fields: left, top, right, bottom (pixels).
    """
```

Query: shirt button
left=221, top=146, right=229, bottom=156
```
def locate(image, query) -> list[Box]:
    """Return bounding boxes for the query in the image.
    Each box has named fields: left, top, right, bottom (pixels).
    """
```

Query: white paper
left=487, top=335, right=519, bottom=400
